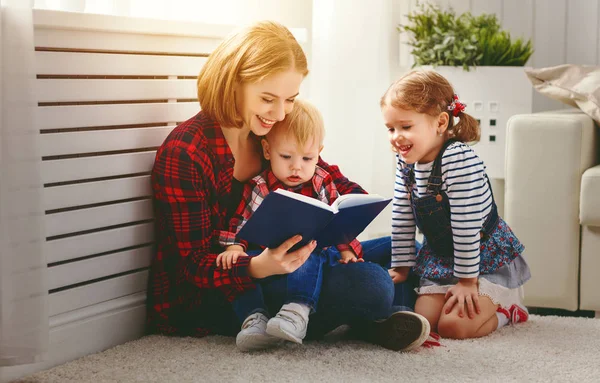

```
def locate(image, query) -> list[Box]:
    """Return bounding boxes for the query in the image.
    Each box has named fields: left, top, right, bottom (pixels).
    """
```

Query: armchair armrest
left=581, top=165, right=600, bottom=226
left=505, top=110, right=598, bottom=310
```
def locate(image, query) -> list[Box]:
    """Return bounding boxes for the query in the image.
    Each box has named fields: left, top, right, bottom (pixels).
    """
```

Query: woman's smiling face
left=236, top=69, right=304, bottom=136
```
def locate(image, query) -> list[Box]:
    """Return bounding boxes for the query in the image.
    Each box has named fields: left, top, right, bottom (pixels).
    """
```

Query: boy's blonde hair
left=381, top=70, right=480, bottom=143
left=197, top=21, right=309, bottom=129
left=268, top=99, right=325, bottom=147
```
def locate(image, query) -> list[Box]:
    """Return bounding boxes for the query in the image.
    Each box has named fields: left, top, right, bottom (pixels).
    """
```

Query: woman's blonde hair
left=197, top=21, right=309, bottom=128
left=381, top=70, right=480, bottom=143
left=268, top=99, right=325, bottom=147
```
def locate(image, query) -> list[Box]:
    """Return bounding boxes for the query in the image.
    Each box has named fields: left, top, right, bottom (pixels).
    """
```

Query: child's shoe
left=236, top=312, right=283, bottom=352
left=509, top=304, right=529, bottom=324
left=497, top=306, right=511, bottom=319
left=495, top=306, right=511, bottom=329
left=266, top=303, right=309, bottom=344
left=360, top=311, right=430, bottom=351
left=421, top=332, right=442, bottom=348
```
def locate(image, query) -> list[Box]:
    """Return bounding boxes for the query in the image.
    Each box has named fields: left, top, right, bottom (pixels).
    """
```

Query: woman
left=146, top=20, right=429, bottom=352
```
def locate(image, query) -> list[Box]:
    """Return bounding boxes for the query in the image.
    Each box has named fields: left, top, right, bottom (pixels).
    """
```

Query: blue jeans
left=232, top=250, right=327, bottom=321
left=232, top=236, right=420, bottom=337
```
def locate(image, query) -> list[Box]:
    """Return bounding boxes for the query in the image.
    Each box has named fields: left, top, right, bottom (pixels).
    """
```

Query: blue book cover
left=237, top=189, right=392, bottom=250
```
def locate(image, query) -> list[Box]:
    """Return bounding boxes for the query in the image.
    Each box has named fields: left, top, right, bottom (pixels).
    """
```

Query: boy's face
left=261, top=131, right=322, bottom=187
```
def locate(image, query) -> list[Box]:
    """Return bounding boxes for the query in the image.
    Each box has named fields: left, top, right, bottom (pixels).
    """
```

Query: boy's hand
left=216, top=245, right=248, bottom=270
left=388, top=267, right=410, bottom=284
left=339, top=249, right=364, bottom=264
left=443, top=278, right=480, bottom=319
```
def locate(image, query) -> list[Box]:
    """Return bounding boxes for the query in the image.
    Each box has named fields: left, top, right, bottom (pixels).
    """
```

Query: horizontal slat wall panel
left=42, top=152, right=156, bottom=184
left=49, top=270, right=149, bottom=316
left=34, top=28, right=223, bottom=55
left=44, top=175, right=152, bottom=211
left=48, top=246, right=153, bottom=290
left=41, top=127, right=173, bottom=157
left=36, top=51, right=206, bottom=76
left=37, top=102, right=196, bottom=130
left=46, top=222, right=154, bottom=264
left=32, top=9, right=235, bottom=39
left=46, top=199, right=153, bottom=237
left=37, top=79, right=197, bottom=103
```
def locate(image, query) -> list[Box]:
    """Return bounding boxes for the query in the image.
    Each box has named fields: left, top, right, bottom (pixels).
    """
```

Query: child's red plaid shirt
left=218, top=166, right=363, bottom=257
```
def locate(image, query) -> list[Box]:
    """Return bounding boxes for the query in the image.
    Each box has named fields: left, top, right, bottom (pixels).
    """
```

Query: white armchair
left=505, top=109, right=599, bottom=315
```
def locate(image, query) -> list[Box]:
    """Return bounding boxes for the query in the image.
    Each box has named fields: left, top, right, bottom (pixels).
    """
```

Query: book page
left=332, top=193, right=387, bottom=210
left=274, top=188, right=335, bottom=213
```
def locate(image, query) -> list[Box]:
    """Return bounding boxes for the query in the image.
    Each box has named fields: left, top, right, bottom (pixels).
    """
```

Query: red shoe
left=497, top=306, right=510, bottom=320
left=421, top=332, right=442, bottom=348
left=509, top=304, right=529, bottom=324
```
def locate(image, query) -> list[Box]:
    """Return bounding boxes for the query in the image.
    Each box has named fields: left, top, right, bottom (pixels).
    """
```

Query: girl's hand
left=216, top=246, right=247, bottom=270
left=248, top=235, right=317, bottom=279
left=388, top=267, right=410, bottom=284
left=443, top=278, right=481, bottom=319
left=338, top=249, right=364, bottom=264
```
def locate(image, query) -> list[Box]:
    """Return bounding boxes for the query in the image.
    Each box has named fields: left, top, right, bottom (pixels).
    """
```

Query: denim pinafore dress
left=401, top=139, right=527, bottom=284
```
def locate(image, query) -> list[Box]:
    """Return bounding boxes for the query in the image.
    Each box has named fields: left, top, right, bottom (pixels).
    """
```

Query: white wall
left=310, top=0, right=406, bottom=238
left=399, top=0, right=600, bottom=112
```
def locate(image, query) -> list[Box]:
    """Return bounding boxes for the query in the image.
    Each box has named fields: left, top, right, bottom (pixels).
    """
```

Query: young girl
left=381, top=70, right=531, bottom=340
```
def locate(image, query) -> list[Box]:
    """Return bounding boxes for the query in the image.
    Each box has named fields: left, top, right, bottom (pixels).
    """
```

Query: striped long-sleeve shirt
left=391, top=141, right=493, bottom=278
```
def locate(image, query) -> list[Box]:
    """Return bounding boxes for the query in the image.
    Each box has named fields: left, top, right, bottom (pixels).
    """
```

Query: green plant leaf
left=398, top=2, right=534, bottom=69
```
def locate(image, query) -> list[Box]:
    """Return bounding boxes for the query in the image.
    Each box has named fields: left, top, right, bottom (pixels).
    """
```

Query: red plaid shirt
left=219, top=166, right=363, bottom=257
left=147, top=111, right=366, bottom=336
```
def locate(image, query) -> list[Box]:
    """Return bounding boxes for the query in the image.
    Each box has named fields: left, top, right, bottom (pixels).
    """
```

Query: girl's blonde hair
left=381, top=70, right=480, bottom=143
left=269, top=99, right=325, bottom=147
left=197, top=21, right=309, bottom=128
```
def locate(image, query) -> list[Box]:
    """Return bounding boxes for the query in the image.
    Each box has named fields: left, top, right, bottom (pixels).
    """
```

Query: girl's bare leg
left=437, top=296, right=499, bottom=339
left=414, top=294, right=445, bottom=332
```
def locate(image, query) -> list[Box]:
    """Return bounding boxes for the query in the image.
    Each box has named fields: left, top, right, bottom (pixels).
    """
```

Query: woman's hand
left=338, top=249, right=364, bottom=264
left=216, top=245, right=247, bottom=270
left=248, top=235, right=317, bottom=279
left=388, top=267, right=410, bottom=284
left=443, top=278, right=480, bottom=319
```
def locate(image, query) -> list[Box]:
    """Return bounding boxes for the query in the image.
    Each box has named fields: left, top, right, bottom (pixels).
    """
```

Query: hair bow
left=447, top=94, right=466, bottom=117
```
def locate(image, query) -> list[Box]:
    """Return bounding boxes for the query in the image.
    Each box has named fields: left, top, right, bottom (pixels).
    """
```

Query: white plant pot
left=423, top=66, right=533, bottom=179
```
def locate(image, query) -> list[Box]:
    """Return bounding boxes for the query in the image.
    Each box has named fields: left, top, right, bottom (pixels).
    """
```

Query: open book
left=237, top=189, right=392, bottom=250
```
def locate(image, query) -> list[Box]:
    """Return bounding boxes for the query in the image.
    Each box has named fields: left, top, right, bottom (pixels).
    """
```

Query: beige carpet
left=15, top=315, right=600, bottom=383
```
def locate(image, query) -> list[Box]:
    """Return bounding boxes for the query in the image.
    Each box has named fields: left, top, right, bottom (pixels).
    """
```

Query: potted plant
left=398, top=2, right=535, bottom=180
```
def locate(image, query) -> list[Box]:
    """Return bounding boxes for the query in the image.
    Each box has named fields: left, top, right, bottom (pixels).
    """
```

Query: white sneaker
left=236, top=313, right=283, bottom=352
left=266, top=303, right=309, bottom=344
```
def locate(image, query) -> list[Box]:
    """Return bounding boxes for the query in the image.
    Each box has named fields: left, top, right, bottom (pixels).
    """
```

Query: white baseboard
left=0, top=293, right=146, bottom=383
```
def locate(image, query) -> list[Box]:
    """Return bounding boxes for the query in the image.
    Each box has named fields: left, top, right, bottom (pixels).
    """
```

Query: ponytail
left=449, top=112, right=480, bottom=144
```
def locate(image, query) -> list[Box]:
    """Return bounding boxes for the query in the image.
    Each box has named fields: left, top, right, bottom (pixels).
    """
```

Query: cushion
left=525, top=64, right=600, bottom=125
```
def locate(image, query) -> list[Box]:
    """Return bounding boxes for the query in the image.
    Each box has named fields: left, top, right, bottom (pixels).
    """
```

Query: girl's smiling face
left=382, top=104, right=448, bottom=164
